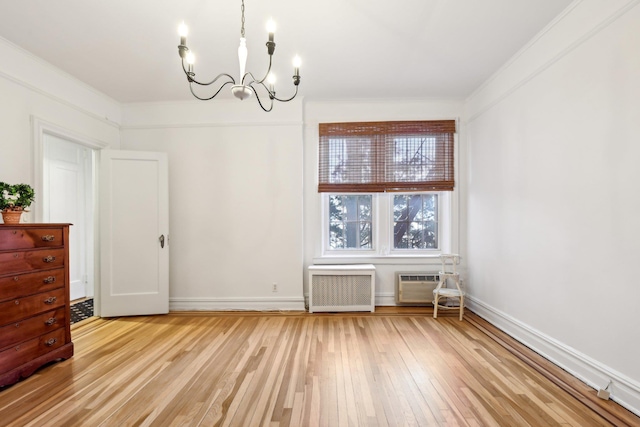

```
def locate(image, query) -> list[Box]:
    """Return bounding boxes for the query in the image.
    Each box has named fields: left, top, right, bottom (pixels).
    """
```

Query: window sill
left=312, top=254, right=443, bottom=265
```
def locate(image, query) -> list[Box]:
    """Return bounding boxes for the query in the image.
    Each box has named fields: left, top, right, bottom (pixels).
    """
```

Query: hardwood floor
left=0, top=309, right=637, bottom=426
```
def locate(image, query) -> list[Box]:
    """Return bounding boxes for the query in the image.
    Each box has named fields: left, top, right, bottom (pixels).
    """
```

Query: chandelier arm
left=250, top=86, right=274, bottom=112
left=271, top=85, right=299, bottom=103
left=180, top=59, right=237, bottom=86
left=256, top=55, right=274, bottom=85
left=189, top=81, right=235, bottom=101
left=189, top=73, right=236, bottom=86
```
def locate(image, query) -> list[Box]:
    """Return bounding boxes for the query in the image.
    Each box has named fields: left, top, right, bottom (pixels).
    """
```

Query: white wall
left=464, top=0, right=640, bottom=414
left=303, top=99, right=465, bottom=304
left=0, top=37, right=120, bottom=223
left=120, top=100, right=305, bottom=310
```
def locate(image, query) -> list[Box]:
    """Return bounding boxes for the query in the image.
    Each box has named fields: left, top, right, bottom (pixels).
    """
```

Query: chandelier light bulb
left=293, top=55, right=302, bottom=68
left=267, top=73, right=276, bottom=86
left=186, top=51, right=195, bottom=65
left=178, top=21, right=189, bottom=47
left=178, top=21, right=189, bottom=38
left=266, top=18, right=276, bottom=34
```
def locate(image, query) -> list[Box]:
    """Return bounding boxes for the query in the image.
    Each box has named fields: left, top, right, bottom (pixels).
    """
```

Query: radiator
left=308, top=264, right=375, bottom=313
left=396, top=272, right=439, bottom=305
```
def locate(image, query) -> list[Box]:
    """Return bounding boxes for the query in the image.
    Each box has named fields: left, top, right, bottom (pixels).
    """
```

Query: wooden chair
left=433, top=254, right=464, bottom=320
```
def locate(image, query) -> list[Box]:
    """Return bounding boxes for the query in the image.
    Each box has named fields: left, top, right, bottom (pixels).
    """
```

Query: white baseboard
left=375, top=292, right=396, bottom=306
left=467, top=296, right=640, bottom=417
left=170, top=296, right=306, bottom=312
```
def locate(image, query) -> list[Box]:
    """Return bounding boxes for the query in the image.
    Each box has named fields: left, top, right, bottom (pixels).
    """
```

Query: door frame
left=32, top=116, right=109, bottom=315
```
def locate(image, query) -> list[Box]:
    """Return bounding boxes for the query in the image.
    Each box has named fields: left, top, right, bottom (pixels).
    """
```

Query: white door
left=43, top=135, right=93, bottom=301
left=99, top=150, right=169, bottom=317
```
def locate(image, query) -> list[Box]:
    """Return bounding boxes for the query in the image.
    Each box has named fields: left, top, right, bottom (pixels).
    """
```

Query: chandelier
left=177, top=0, right=301, bottom=112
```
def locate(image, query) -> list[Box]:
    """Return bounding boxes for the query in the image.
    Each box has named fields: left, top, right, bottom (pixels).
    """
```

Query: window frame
left=327, top=194, right=375, bottom=252
left=323, top=193, right=378, bottom=255
left=389, top=192, right=441, bottom=254
left=321, top=191, right=452, bottom=258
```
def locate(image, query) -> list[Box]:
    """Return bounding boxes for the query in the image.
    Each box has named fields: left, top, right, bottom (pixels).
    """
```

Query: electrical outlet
left=272, top=283, right=278, bottom=292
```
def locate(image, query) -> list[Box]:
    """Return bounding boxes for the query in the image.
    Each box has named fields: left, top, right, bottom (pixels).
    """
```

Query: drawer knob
left=44, top=296, right=57, bottom=305
left=45, top=338, right=58, bottom=347
left=45, top=317, right=57, bottom=326
left=41, top=235, right=56, bottom=242
left=15, top=322, right=21, bottom=328
left=14, top=276, right=19, bottom=282
left=43, top=276, right=56, bottom=284
left=43, top=255, right=56, bottom=263
left=13, top=253, right=19, bottom=258
left=15, top=345, right=21, bottom=351
left=14, top=300, right=19, bottom=305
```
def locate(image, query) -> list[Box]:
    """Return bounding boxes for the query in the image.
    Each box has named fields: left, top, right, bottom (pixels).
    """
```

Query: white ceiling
left=0, top=0, right=573, bottom=104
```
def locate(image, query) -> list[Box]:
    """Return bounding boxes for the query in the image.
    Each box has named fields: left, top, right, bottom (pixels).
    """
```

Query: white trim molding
left=31, top=116, right=109, bottom=222
left=170, top=297, right=306, bottom=312
left=467, top=295, right=640, bottom=417
left=0, top=37, right=121, bottom=127
left=465, top=0, right=640, bottom=123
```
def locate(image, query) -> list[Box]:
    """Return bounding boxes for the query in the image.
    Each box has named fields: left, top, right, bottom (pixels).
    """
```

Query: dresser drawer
left=0, top=228, right=64, bottom=250
left=0, top=248, right=65, bottom=275
left=0, top=328, right=65, bottom=374
left=0, top=308, right=66, bottom=351
left=0, top=288, right=66, bottom=327
left=0, top=269, right=65, bottom=302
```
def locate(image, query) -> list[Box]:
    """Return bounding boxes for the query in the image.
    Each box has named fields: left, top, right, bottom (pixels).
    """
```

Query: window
left=319, top=120, right=456, bottom=257
left=323, top=192, right=447, bottom=255
left=328, top=195, right=372, bottom=249
left=393, top=194, right=438, bottom=249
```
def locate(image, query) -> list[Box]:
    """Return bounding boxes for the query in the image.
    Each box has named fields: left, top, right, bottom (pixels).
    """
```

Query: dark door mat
left=71, top=299, right=94, bottom=324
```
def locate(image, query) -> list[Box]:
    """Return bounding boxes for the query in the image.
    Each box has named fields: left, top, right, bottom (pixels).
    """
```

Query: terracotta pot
left=1, top=209, right=23, bottom=224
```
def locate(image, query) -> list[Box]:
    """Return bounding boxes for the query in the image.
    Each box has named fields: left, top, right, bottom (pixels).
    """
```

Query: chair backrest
left=439, top=254, right=460, bottom=275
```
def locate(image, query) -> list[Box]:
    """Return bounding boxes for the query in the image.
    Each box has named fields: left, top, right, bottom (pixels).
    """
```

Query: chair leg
left=459, top=295, right=464, bottom=321
left=433, top=295, right=438, bottom=318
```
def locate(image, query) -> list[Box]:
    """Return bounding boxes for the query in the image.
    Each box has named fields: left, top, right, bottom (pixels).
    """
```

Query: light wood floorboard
left=0, top=309, right=637, bottom=426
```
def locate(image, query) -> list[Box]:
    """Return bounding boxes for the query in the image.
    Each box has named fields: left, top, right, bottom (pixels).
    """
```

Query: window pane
left=360, top=222, right=372, bottom=249
left=328, top=195, right=373, bottom=250
left=329, top=220, right=345, bottom=249
left=359, top=196, right=371, bottom=221
left=393, top=194, right=438, bottom=250
left=344, top=195, right=357, bottom=221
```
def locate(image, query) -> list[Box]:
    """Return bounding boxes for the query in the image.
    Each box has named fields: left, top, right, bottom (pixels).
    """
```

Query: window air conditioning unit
left=308, top=264, right=375, bottom=313
left=396, top=272, right=440, bottom=305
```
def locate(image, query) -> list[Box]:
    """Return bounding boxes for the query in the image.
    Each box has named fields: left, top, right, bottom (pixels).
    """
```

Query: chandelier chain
left=240, top=0, right=246, bottom=38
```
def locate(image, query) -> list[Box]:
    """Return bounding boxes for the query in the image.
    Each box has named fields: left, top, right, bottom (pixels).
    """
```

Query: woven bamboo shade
left=318, top=120, right=456, bottom=192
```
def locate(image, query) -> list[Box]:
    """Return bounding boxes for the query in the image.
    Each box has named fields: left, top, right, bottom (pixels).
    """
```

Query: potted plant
left=0, top=182, right=35, bottom=224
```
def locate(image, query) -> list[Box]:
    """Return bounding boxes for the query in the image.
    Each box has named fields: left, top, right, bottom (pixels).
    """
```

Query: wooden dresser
left=0, top=224, right=74, bottom=387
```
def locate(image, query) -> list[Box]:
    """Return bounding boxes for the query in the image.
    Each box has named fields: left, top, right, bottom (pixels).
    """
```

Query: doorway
left=42, top=134, right=95, bottom=303
left=32, top=116, right=108, bottom=319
